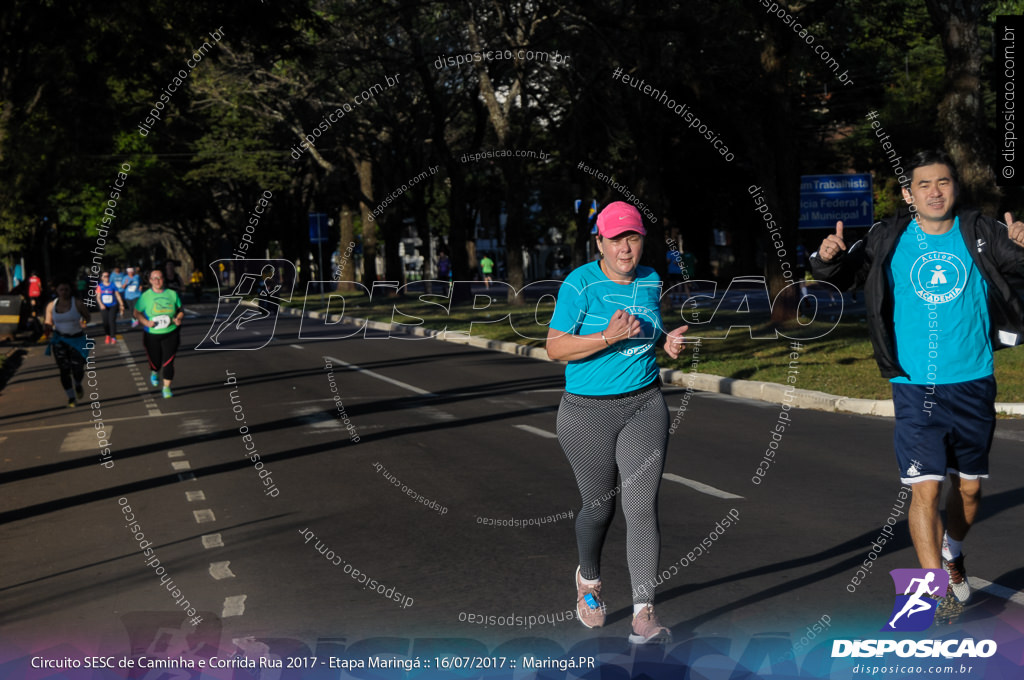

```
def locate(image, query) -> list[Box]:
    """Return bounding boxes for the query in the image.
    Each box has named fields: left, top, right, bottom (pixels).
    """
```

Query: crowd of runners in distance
left=27, top=260, right=188, bottom=407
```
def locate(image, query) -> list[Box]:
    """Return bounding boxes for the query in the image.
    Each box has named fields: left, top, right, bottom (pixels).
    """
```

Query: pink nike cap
left=596, top=201, right=646, bottom=238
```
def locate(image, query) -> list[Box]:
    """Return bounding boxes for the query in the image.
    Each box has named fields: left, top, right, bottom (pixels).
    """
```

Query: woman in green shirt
left=133, top=270, right=184, bottom=398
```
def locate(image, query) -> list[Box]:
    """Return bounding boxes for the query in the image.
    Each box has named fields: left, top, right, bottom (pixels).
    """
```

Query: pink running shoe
left=629, top=605, right=672, bottom=644
left=575, top=566, right=606, bottom=628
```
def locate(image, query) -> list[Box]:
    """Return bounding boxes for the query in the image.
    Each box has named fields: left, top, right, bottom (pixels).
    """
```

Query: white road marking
left=3, top=408, right=227, bottom=434
left=222, top=595, right=246, bottom=617
left=323, top=355, right=436, bottom=397
left=420, top=406, right=456, bottom=422
left=185, top=490, right=206, bottom=502
left=59, top=427, right=111, bottom=453
left=193, top=509, right=216, bottom=523
left=209, top=561, right=235, bottom=580
left=168, top=450, right=185, bottom=458
left=970, top=576, right=1024, bottom=607
left=512, top=424, right=742, bottom=499
left=514, top=424, right=559, bottom=439
left=202, top=533, right=224, bottom=549
left=179, top=417, right=214, bottom=435
left=171, top=461, right=191, bottom=471
left=290, top=344, right=304, bottom=350
left=661, top=473, right=745, bottom=500
left=231, top=637, right=269, bottom=657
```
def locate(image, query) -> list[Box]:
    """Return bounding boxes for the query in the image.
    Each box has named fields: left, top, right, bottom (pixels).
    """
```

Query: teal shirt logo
left=909, top=252, right=967, bottom=305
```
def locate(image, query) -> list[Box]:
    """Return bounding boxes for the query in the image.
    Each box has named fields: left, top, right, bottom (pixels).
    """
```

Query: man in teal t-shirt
left=811, top=150, right=1024, bottom=620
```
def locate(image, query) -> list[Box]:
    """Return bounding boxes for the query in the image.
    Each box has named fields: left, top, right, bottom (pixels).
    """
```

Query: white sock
left=633, top=603, right=651, bottom=616
left=579, top=573, right=600, bottom=586
left=943, top=532, right=963, bottom=560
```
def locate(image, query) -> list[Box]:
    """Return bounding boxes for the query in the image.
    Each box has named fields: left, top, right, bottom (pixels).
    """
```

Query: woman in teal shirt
left=546, top=202, right=689, bottom=645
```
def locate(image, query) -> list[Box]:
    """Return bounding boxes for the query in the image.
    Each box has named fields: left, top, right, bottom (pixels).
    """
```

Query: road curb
left=286, top=307, right=1024, bottom=417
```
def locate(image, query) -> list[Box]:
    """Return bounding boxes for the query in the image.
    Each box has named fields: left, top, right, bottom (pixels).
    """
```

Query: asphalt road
left=2, top=303, right=1023, bottom=676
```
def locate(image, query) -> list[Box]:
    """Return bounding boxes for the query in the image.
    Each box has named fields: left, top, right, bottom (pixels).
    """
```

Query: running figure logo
left=882, top=568, right=949, bottom=632
left=196, top=259, right=296, bottom=350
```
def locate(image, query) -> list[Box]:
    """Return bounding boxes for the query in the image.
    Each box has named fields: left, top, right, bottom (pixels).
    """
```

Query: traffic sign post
left=309, top=213, right=328, bottom=301
left=798, top=174, right=873, bottom=229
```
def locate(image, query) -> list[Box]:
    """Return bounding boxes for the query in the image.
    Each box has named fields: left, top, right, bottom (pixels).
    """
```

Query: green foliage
left=0, top=0, right=1014, bottom=291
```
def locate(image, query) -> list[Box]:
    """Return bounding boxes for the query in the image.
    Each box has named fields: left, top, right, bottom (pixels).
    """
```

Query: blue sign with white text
left=308, top=213, right=328, bottom=243
left=799, top=173, right=873, bottom=229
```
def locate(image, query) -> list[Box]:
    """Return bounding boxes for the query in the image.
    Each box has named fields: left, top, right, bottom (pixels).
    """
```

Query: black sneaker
left=943, top=554, right=971, bottom=604
left=67, top=398, right=77, bottom=408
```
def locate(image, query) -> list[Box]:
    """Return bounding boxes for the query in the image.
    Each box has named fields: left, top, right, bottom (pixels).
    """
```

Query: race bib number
left=152, top=315, right=171, bottom=330
left=101, top=293, right=114, bottom=305
left=127, top=283, right=138, bottom=293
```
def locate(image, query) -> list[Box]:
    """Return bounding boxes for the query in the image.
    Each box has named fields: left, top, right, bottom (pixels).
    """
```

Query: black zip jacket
left=809, top=209, right=1024, bottom=379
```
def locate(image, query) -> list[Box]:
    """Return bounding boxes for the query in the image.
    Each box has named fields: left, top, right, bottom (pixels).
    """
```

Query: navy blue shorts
left=892, top=376, right=996, bottom=485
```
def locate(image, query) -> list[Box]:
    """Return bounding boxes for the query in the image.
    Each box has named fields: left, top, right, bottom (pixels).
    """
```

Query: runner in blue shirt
left=96, top=271, right=124, bottom=344
left=547, top=201, right=689, bottom=644
left=122, top=267, right=142, bottom=327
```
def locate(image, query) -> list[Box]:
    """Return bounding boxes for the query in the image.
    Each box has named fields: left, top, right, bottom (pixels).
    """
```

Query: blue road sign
left=798, top=174, right=873, bottom=229
left=308, top=213, right=328, bottom=243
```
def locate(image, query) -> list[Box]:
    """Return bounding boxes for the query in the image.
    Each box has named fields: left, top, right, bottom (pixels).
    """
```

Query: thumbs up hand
left=818, top=221, right=847, bottom=263
left=1004, top=212, right=1024, bottom=248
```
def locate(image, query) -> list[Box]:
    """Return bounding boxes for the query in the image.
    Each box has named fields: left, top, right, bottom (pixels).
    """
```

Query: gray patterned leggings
left=556, top=385, right=669, bottom=604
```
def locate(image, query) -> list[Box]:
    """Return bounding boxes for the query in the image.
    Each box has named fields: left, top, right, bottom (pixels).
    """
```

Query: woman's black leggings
left=143, top=329, right=180, bottom=381
left=556, top=385, right=669, bottom=604
left=100, top=306, right=118, bottom=336
left=52, top=339, right=86, bottom=390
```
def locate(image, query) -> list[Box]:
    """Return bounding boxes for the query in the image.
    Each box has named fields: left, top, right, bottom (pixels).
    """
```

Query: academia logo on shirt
left=910, top=252, right=967, bottom=304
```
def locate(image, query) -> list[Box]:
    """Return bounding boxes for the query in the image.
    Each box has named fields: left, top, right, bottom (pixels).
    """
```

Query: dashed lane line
left=661, top=473, right=745, bottom=500
left=222, top=595, right=246, bottom=617
left=514, top=424, right=559, bottom=439
left=516, top=423, right=745, bottom=500
left=323, top=355, right=436, bottom=397
left=209, top=561, right=235, bottom=580
left=202, top=534, right=224, bottom=549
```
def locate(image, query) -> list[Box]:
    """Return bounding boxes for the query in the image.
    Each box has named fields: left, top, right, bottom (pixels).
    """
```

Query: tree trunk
left=747, top=14, right=801, bottom=323
left=337, top=203, right=356, bottom=291
left=924, top=0, right=1000, bottom=213
left=503, top=162, right=527, bottom=305
left=355, top=157, right=377, bottom=286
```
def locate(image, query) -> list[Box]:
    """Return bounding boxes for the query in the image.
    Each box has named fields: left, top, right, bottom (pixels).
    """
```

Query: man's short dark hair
left=907, top=150, right=960, bottom=185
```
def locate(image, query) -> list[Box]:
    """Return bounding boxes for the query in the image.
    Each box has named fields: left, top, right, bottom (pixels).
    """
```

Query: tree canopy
left=3, top=0, right=1022, bottom=291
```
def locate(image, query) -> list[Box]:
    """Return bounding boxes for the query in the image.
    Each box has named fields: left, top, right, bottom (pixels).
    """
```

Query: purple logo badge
left=882, top=569, right=949, bottom=632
